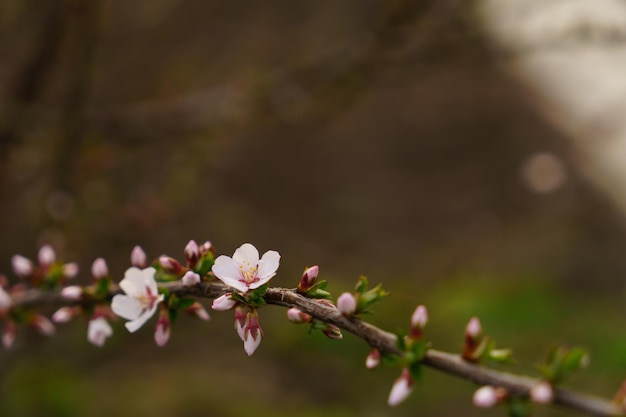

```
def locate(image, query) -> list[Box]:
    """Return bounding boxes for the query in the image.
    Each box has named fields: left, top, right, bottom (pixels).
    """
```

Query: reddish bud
left=298, top=265, right=319, bottom=292
left=52, top=307, right=79, bottom=323
left=410, top=305, right=428, bottom=338
left=366, top=348, right=381, bottom=369
left=154, top=310, right=171, bottom=347
left=159, top=256, right=183, bottom=274
left=322, top=324, right=343, bottom=340
left=388, top=368, right=413, bottom=406
left=212, top=293, right=237, bottom=311
left=243, top=309, right=263, bottom=356
left=184, top=240, right=200, bottom=267
left=186, top=302, right=210, bottom=321
left=234, top=305, right=247, bottom=340
left=473, top=386, right=507, bottom=408
left=286, top=307, right=312, bottom=324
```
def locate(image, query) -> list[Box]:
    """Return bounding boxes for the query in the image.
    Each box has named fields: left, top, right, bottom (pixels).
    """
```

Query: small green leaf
left=355, top=276, right=368, bottom=294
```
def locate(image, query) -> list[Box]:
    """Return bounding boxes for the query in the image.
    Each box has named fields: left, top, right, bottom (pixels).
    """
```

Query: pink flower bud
left=131, top=245, right=147, bottom=268
left=31, top=315, right=55, bottom=336
left=61, top=285, right=83, bottom=300
left=466, top=317, right=482, bottom=339
left=286, top=307, right=312, bottom=324
left=62, top=262, right=79, bottom=278
left=52, top=307, right=78, bottom=323
left=11, top=255, right=33, bottom=278
left=366, top=348, right=381, bottom=369
left=337, top=292, right=357, bottom=316
left=88, top=317, right=113, bottom=347
left=410, top=305, right=428, bottom=332
left=154, top=311, right=171, bottom=347
left=388, top=368, right=413, bottom=406
left=0, top=286, right=12, bottom=311
left=322, top=324, right=343, bottom=340
left=2, top=320, right=16, bottom=348
left=159, top=255, right=183, bottom=274
left=473, top=386, right=497, bottom=408
left=184, top=240, right=200, bottom=266
left=212, top=293, right=237, bottom=311
left=243, top=309, right=263, bottom=356
left=298, top=265, right=319, bottom=292
left=186, top=302, right=210, bottom=321
left=530, top=381, right=553, bottom=404
left=91, top=258, right=109, bottom=280
left=199, top=241, right=213, bottom=255
left=182, top=271, right=201, bottom=286
left=38, top=245, right=56, bottom=267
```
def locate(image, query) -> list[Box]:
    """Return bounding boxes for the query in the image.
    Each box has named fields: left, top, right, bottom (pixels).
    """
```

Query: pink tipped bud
left=388, top=368, right=413, bottom=406
left=11, top=255, right=33, bottom=278
left=62, top=262, right=79, bottom=278
left=243, top=309, right=263, bottom=356
left=131, top=245, right=147, bottom=268
left=366, top=348, right=381, bottom=369
left=159, top=255, right=183, bottom=274
left=337, top=292, right=357, bottom=316
left=199, top=241, right=213, bottom=254
left=182, top=271, right=201, bottom=286
left=410, top=305, right=428, bottom=338
left=52, top=307, right=79, bottom=323
left=91, top=258, right=109, bottom=280
left=154, top=311, right=171, bottom=347
left=88, top=317, right=113, bottom=347
left=212, top=293, right=237, bottom=311
left=186, top=302, right=210, bottom=321
left=530, top=381, right=554, bottom=404
left=298, top=265, right=319, bottom=292
left=0, top=286, right=12, bottom=311
left=2, top=321, right=16, bottom=348
left=234, top=305, right=247, bottom=340
left=32, top=315, right=55, bottom=336
left=184, top=240, right=200, bottom=266
left=322, top=324, right=343, bottom=340
left=61, top=285, right=83, bottom=300
left=466, top=317, right=482, bottom=339
left=38, top=245, right=56, bottom=267
left=473, top=386, right=506, bottom=408
left=286, top=307, right=312, bottom=324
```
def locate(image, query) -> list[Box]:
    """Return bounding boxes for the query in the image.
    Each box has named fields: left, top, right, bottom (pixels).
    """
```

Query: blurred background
left=1, top=1, right=626, bottom=416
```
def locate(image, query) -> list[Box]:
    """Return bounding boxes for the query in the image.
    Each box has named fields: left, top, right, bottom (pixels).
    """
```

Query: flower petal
left=111, top=294, right=143, bottom=320
left=232, top=243, right=259, bottom=266
left=212, top=256, right=248, bottom=293
left=124, top=295, right=162, bottom=333
left=255, top=250, right=280, bottom=286
left=243, top=332, right=262, bottom=356
left=141, top=267, right=158, bottom=294
left=119, top=267, right=144, bottom=297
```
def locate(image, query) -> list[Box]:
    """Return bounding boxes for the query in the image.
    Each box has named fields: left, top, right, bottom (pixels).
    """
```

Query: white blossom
left=211, top=243, right=280, bottom=294
left=111, top=267, right=164, bottom=332
left=88, top=317, right=113, bottom=347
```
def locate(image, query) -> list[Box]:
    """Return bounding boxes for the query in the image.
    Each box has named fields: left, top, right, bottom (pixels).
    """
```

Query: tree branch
left=7, top=280, right=623, bottom=417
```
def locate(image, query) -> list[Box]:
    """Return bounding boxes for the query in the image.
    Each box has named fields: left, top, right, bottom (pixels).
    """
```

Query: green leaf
left=304, top=280, right=331, bottom=299
left=355, top=276, right=368, bottom=294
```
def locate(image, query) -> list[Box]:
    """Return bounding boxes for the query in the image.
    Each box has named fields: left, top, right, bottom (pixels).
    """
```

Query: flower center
left=238, top=260, right=260, bottom=287
left=138, top=286, right=159, bottom=310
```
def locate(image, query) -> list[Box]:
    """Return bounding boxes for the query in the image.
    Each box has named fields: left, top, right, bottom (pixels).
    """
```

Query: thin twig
left=8, top=281, right=625, bottom=417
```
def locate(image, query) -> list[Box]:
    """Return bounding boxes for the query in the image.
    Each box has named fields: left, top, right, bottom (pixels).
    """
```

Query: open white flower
left=211, top=243, right=280, bottom=294
left=111, top=267, right=164, bottom=332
